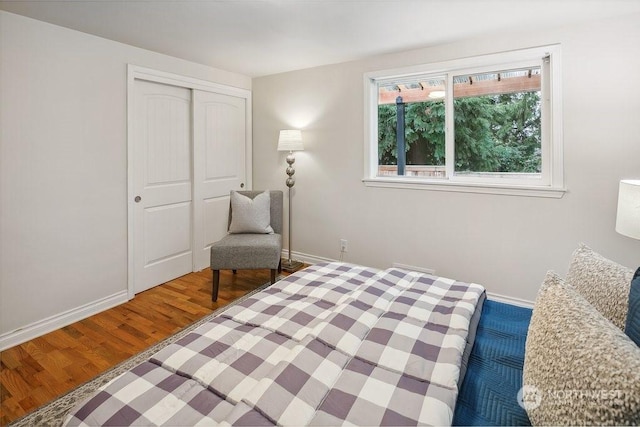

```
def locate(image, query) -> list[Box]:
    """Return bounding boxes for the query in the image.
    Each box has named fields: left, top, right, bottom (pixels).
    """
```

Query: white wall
left=253, top=13, right=640, bottom=303
left=0, top=11, right=251, bottom=344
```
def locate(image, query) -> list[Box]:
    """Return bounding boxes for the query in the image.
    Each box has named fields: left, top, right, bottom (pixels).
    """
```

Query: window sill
left=362, top=177, right=566, bottom=198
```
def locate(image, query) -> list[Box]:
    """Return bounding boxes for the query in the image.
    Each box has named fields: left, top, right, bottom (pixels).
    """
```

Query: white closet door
left=193, top=90, right=247, bottom=271
left=133, top=80, right=193, bottom=293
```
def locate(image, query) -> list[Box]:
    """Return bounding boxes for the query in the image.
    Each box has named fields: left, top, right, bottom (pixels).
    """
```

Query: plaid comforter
left=64, top=262, right=485, bottom=426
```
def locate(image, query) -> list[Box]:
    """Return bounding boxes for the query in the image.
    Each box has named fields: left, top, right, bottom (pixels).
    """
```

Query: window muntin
left=365, top=46, right=562, bottom=195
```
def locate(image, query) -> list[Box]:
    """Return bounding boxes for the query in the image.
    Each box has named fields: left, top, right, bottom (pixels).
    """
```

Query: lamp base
left=281, top=259, right=304, bottom=273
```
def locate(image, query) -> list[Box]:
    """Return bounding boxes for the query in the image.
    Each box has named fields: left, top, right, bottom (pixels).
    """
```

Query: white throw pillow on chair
left=228, top=191, right=274, bottom=234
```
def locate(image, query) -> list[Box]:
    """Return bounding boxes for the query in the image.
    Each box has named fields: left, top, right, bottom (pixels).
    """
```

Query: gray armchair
left=210, top=190, right=283, bottom=301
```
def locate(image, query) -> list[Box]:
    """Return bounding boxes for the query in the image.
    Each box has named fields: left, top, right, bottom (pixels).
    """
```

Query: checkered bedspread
left=64, top=262, right=485, bottom=426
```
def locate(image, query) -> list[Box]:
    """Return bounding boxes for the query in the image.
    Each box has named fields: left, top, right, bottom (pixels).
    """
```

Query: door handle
left=134, top=196, right=142, bottom=203
left=240, top=183, right=245, bottom=188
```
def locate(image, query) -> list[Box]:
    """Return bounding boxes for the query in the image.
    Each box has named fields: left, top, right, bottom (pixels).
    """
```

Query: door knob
left=134, top=196, right=141, bottom=203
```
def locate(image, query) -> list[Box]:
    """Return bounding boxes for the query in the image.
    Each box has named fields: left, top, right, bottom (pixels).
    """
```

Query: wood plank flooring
left=0, top=268, right=284, bottom=425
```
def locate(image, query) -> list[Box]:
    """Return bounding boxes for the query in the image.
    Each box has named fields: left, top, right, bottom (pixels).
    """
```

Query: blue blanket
left=453, top=300, right=532, bottom=426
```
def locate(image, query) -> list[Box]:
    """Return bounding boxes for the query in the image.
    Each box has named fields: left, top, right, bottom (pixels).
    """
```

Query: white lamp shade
left=616, top=179, right=640, bottom=240
left=277, top=129, right=304, bottom=152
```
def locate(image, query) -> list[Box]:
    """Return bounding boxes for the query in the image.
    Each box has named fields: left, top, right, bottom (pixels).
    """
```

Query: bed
left=63, top=262, right=486, bottom=426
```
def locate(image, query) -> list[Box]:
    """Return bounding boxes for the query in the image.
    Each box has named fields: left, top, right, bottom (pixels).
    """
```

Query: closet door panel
left=193, top=90, right=247, bottom=271
left=133, top=80, right=193, bottom=294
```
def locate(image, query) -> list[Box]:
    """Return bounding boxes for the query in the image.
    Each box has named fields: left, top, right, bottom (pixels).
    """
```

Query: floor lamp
left=278, top=129, right=305, bottom=272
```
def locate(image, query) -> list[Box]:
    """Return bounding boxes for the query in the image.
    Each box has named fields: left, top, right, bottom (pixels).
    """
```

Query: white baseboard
left=486, top=292, right=534, bottom=308
left=281, top=250, right=336, bottom=266
left=391, top=262, right=436, bottom=275
left=0, top=290, right=130, bottom=351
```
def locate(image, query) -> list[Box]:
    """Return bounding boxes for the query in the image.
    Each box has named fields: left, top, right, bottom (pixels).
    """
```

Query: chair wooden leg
left=212, top=269, right=220, bottom=302
left=278, top=259, right=282, bottom=274
left=270, top=269, right=276, bottom=284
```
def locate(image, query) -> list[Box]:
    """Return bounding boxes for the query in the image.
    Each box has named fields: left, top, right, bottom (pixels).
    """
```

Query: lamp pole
left=277, top=130, right=304, bottom=272
left=282, top=151, right=303, bottom=271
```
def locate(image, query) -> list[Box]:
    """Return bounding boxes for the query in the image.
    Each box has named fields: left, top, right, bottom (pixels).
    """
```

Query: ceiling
left=2, top=0, right=639, bottom=77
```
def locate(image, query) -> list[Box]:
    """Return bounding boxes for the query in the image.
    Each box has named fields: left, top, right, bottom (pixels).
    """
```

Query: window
left=364, top=46, right=564, bottom=197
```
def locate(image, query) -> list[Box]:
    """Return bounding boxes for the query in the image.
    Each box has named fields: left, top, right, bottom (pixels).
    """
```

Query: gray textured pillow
left=229, top=191, right=274, bottom=234
left=523, top=271, right=640, bottom=426
left=565, top=243, right=633, bottom=330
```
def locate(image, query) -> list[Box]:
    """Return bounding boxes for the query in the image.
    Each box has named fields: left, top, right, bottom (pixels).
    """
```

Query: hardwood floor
left=0, top=268, right=282, bottom=425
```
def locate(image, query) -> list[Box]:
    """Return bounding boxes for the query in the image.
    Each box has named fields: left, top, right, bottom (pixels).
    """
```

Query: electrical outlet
left=340, top=239, right=348, bottom=252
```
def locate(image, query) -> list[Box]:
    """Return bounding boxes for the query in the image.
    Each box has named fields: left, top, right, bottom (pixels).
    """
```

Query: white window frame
left=363, top=45, right=565, bottom=198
